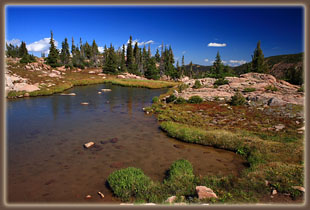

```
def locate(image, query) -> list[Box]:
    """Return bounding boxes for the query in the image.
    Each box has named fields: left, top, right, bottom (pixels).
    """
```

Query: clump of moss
left=152, top=96, right=159, bottom=103
left=243, top=87, right=256, bottom=92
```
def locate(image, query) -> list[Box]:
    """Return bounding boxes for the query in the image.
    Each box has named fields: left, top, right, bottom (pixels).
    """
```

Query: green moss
left=230, top=92, right=246, bottom=106
left=243, top=87, right=256, bottom=92
left=265, top=85, right=278, bottom=92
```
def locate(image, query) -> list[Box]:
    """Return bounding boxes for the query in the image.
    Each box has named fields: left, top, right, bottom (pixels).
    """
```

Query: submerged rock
left=84, top=142, right=95, bottom=148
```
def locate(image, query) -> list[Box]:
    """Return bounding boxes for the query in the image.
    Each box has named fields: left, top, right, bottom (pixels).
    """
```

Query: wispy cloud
left=127, top=39, right=154, bottom=46
left=204, top=58, right=209, bottom=62
left=229, top=60, right=246, bottom=65
left=182, top=51, right=186, bottom=55
left=26, top=38, right=58, bottom=54
left=208, top=42, right=227, bottom=47
left=6, top=38, right=21, bottom=46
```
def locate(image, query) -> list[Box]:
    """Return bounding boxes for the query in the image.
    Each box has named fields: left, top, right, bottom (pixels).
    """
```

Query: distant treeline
left=5, top=32, right=303, bottom=84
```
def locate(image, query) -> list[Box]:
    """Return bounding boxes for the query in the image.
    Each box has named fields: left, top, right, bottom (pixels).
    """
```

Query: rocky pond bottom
left=7, top=84, right=246, bottom=203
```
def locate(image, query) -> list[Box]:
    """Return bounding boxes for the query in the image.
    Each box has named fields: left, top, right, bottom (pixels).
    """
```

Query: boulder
left=117, top=75, right=126, bottom=79
left=292, top=186, right=305, bottom=192
left=274, top=124, right=285, bottom=131
left=81, top=102, right=89, bottom=105
left=60, top=93, right=76, bottom=96
left=166, top=196, right=177, bottom=204
left=84, top=142, right=95, bottom=148
left=267, top=97, right=286, bottom=106
left=196, top=186, right=218, bottom=199
left=101, top=89, right=112, bottom=92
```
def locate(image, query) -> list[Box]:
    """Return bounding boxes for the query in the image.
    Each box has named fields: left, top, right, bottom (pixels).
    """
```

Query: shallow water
left=7, top=84, right=246, bottom=204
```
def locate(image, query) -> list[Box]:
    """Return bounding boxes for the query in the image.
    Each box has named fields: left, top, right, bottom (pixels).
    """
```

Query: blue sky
left=5, top=5, right=304, bottom=66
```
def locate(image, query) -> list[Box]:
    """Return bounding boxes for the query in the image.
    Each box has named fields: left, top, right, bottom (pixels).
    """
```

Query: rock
left=292, top=186, right=305, bottom=192
left=98, top=92, right=102, bottom=94
left=101, top=89, right=112, bottom=92
left=166, top=196, right=177, bottom=204
left=120, top=203, right=134, bottom=205
left=297, top=126, right=305, bottom=131
left=265, top=180, right=269, bottom=186
left=267, top=97, right=286, bottom=106
left=88, top=71, right=95, bottom=74
left=98, top=73, right=106, bottom=76
left=85, top=195, right=92, bottom=199
left=117, top=75, right=126, bottom=79
left=196, top=186, right=218, bottom=199
left=97, top=192, right=104, bottom=199
left=60, top=93, right=76, bottom=96
left=24, top=92, right=30, bottom=97
left=84, top=142, right=95, bottom=148
left=13, top=83, right=40, bottom=92
left=144, top=203, right=156, bottom=205
left=57, top=66, right=66, bottom=71
left=110, top=138, right=118, bottom=143
left=274, top=124, right=285, bottom=131
left=272, top=189, right=277, bottom=195
left=81, top=102, right=89, bottom=105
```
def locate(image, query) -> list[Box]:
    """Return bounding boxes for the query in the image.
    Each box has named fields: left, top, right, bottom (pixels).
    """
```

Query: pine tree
left=133, top=42, right=139, bottom=63
left=145, top=57, right=160, bottom=80
left=71, top=37, right=76, bottom=55
left=46, top=31, right=60, bottom=67
left=18, top=41, right=28, bottom=58
left=60, top=38, right=70, bottom=65
left=147, top=44, right=151, bottom=58
left=91, top=40, right=99, bottom=66
left=189, top=61, right=193, bottom=78
left=155, top=49, right=160, bottom=62
left=159, top=42, right=165, bottom=77
left=251, top=41, right=268, bottom=73
left=80, top=38, right=84, bottom=58
left=212, top=51, right=224, bottom=78
left=6, top=43, right=19, bottom=58
left=181, top=55, right=185, bottom=77
left=120, top=44, right=127, bottom=72
left=126, top=35, right=134, bottom=70
left=103, top=44, right=118, bottom=74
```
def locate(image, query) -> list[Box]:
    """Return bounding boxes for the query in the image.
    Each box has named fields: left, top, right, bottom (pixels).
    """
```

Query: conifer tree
left=60, top=38, right=70, bottom=65
left=181, top=55, right=185, bottom=77
left=212, top=51, right=224, bottom=78
left=91, top=40, right=99, bottom=66
left=155, top=49, right=160, bottom=63
left=145, top=57, right=160, bottom=80
left=18, top=41, right=28, bottom=58
left=71, top=37, right=76, bottom=55
left=46, top=31, right=60, bottom=67
left=120, top=44, right=127, bottom=72
left=147, top=44, right=151, bottom=58
left=189, top=61, right=193, bottom=78
left=126, top=35, right=134, bottom=69
left=251, top=41, right=268, bottom=73
left=103, top=44, right=118, bottom=74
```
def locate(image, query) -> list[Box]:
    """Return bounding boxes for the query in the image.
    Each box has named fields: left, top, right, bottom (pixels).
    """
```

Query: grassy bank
left=6, top=62, right=178, bottom=98
left=107, top=90, right=304, bottom=204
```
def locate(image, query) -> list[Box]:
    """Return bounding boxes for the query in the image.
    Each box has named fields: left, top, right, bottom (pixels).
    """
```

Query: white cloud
left=229, top=60, right=247, bottom=65
left=6, top=38, right=21, bottom=46
left=26, top=38, right=58, bottom=54
left=98, top=46, right=104, bottom=53
left=204, top=58, right=209, bottom=62
left=222, top=60, right=227, bottom=64
left=208, top=42, right=227, bottom=47
left=127, top=39, right=154, bottom=46
left=182, top=51, right=186, bottom=55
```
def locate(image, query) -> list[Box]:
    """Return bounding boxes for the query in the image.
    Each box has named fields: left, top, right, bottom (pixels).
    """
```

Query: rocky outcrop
left=179, top=73, right=303, bottom=106
left=5, top=73, right=39, bottom=95
left=196, top=186, right=218, bottom=199
left=117, top=72, right=147, bottom=80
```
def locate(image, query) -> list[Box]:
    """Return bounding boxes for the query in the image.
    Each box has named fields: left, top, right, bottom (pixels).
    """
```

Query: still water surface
left=7, top=84, right=246, bottom=203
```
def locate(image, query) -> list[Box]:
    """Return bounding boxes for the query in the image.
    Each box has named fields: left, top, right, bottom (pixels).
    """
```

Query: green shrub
left=193, top=80, right=202, bottom=89
left=177, top=84, right=189, bottom=92
left=188, top=95, right=203, bottom=104
left=166, top=94, right=177, bottom=103
left=265, top=85, right=278, bottom=92
left=230, top=92, right=246, bottom=106
left=174, top=97, right=187, bottom=104
left=243, top=87, right=256, bottom=92
left=152, top=96, right=159, bottom=103
left=213, top=78, right=229, bottom=87
left=107, top=167, right=152, bottom=201
left=65, top=64, right=73, bottom=69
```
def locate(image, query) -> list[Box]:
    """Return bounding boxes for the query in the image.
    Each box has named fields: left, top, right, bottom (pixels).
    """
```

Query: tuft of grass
left=152, top=96, right=159, bottom=103
left=213, top=78, right=229, bottom=87
left=166, top=94, right=177, bottom=103
left=243, top=87, right=256, bottom=92
left=174, top=97, right=187, bottom=104
left=103, top=78, right=178, bottom=89
left=265, top=85, right=278, bottom=92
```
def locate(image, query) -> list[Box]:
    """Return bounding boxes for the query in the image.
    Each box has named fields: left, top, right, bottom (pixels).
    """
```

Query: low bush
left=174, top=97, right=187, bottom=104
left=166, top=94, right=177, bottom=103
left=213, top=78, right=229, bottom=87
left=188, top=95, right=203, bottom=104
left=177, top=83, right=189, bottom=92
left=193, top=80, right=202, bottom=89
left=298, top=85, right=304, bottom=92
left=107, top=167, right=152, bottom=201
left=230, top=92, right=246, bottom=106
left=152, top=96, right=159, bottom=103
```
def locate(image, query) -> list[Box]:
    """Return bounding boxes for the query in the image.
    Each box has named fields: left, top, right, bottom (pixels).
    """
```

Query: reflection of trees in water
left=51, top=96, right=59, bottom=120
